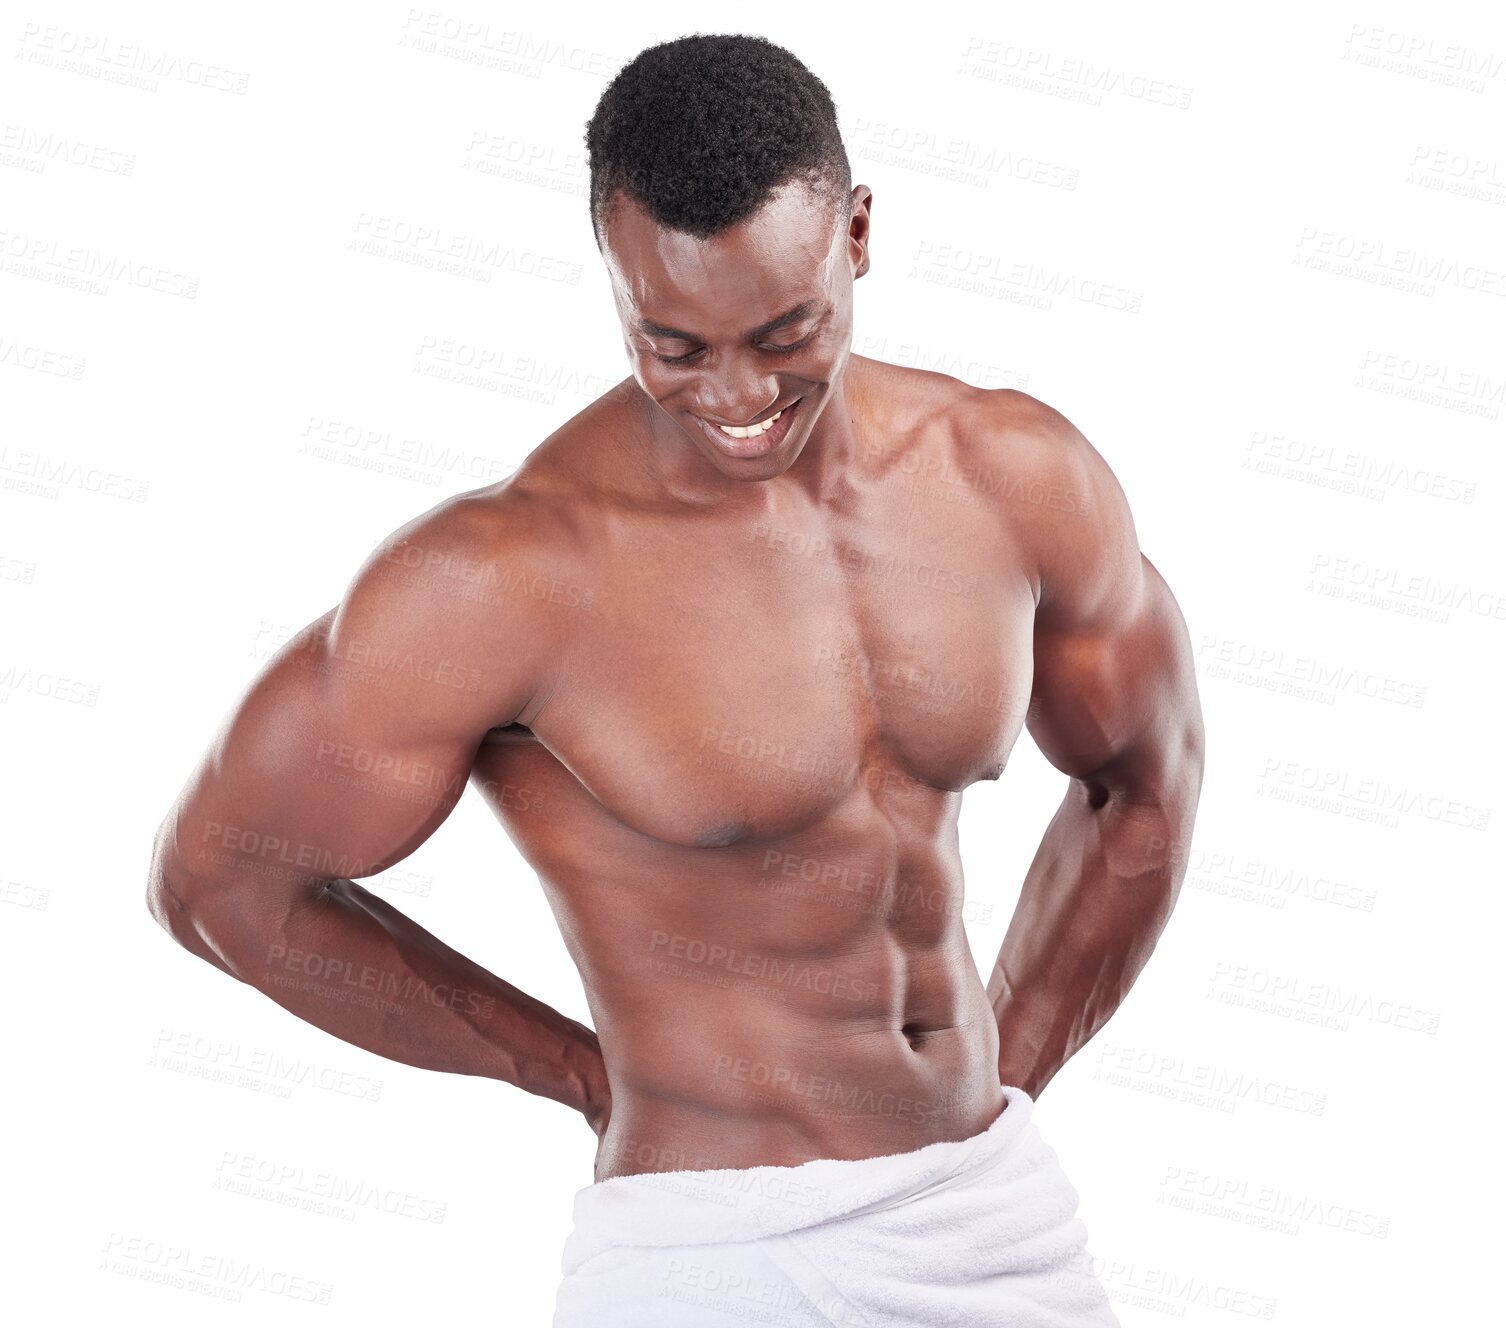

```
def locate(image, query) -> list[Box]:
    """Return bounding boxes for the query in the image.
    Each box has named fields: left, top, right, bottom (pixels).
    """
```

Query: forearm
left=150, top=864, right=607, bottom=1117
left=987, top=778, right=1195, bottom=1097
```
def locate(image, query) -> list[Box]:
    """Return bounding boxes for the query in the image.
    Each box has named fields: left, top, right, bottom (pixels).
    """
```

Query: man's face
left=601, top=180, right=871, bottom=482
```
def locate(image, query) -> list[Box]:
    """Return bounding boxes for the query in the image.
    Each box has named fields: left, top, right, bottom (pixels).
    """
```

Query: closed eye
left=653, top=336, right=813, bottom=367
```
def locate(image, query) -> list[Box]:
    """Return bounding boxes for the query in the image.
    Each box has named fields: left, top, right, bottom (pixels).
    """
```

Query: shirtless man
left=148, top=33, right=1202, bottom=1326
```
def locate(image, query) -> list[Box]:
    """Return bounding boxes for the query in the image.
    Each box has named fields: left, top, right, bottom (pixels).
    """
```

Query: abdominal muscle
left=593, top=1000, right=1007, bottom=1181
left=564, top=869, right=1009, bottom=1182
left=474, top=737, right=1010, bottom=1181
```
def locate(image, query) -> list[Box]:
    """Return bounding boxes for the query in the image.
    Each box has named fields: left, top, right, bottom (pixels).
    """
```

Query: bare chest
left=490, top=487, right=1036, bottom=849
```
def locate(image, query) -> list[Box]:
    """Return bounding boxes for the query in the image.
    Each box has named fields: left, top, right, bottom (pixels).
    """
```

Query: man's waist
left=595, top=1030, right=1002, bottom=1180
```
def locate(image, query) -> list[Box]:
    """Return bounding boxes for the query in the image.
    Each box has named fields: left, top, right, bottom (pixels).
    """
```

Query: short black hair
left=585, top=33, right=851, bottom=244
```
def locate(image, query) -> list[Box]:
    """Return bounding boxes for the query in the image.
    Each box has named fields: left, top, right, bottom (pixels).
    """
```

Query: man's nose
left=696, top=374, right=780, bottom=427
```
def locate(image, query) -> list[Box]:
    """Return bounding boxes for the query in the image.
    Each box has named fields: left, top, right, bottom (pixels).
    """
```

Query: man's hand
left=583, top=1061, right=613, bottom=1140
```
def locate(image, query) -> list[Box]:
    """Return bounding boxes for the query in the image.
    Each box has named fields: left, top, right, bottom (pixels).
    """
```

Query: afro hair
left=585, top=33, right=852, bottom=243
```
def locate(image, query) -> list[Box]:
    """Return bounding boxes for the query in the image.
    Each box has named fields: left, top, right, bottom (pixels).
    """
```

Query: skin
left=148, top=176, right=1204, bottom=1183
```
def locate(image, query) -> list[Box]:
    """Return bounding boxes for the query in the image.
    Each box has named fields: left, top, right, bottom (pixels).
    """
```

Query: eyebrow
left=637, top=300, right=825, bottom=343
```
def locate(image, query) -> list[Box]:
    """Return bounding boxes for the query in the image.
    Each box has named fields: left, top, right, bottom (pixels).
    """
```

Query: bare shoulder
left=851, top=353, right=979, bottom=442
left=326, top=453, right=601, bottom=732
left=948, top=385, right=1143, bottom=626
left=958, top=390, right=1204, bottom=791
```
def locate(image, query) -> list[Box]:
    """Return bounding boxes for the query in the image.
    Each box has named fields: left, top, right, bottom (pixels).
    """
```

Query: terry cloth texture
left=553, top=1083, right=1120, bottom=1326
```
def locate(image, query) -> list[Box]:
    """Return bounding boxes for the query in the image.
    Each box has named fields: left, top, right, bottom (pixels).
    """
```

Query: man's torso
left=461, top=356, right=1054, bottom=1180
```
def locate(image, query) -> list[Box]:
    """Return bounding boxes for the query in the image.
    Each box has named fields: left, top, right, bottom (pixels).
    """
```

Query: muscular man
left=148, top=33, right=1202, bottom=1327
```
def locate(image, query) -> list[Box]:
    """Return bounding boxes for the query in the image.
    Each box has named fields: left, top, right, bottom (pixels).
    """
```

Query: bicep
left=1015, top=404, right=1201, bottom=797
left=1028, top=553, right=1199, bottom=797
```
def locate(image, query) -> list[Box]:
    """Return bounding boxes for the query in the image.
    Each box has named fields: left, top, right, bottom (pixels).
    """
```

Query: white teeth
left=717, top=409, right=782, bottom=439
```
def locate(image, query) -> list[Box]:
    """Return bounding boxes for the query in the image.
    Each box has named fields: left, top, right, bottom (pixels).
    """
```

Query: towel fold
left=554, top=1084, right=1121, bottom=1326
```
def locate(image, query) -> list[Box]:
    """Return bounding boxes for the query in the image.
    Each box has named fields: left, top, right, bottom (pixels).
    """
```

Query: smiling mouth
left=696, top=397, right=804, bottom=458
left=713, top=405, right=789, bottom=438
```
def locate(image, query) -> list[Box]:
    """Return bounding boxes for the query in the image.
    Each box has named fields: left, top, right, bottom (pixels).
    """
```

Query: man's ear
left=849, top=185, right=873, bottom=279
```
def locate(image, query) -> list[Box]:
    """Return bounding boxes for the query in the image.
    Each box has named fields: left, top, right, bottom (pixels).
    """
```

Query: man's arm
left=983, top=394, right=1205, bottom=1099
left=146, top=492, right=610, bottom=1130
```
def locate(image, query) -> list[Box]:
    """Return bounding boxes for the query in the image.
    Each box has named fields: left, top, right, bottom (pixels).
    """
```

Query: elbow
left=1085, top=730, right=1204, bottom=882
left=1181, top=697, right=1207, bottom=801
left=145, top=828, right=242, bottom=979
left=146, top=818, right=182, bottom=934
left=146, top=847, right=203, bottom=952
left=1080, top=719, right=1203, bottom=819
left=146, top=812, right=195, bottom=939
left=1155, top=721, right=1204, bottom=825
left=1153, top=703, right=1207, bottom=811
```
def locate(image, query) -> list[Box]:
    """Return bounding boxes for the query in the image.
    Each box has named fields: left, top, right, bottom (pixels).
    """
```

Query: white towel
left=554, top=1084, right=1121, bottom=1326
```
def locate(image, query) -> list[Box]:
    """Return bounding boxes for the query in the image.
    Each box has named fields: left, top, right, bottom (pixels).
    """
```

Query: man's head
left=584, top=33, right=872, bottom=482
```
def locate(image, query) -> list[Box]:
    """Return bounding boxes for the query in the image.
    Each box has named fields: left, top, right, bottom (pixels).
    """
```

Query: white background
left=3, top=1, right=1502, bottom=1323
